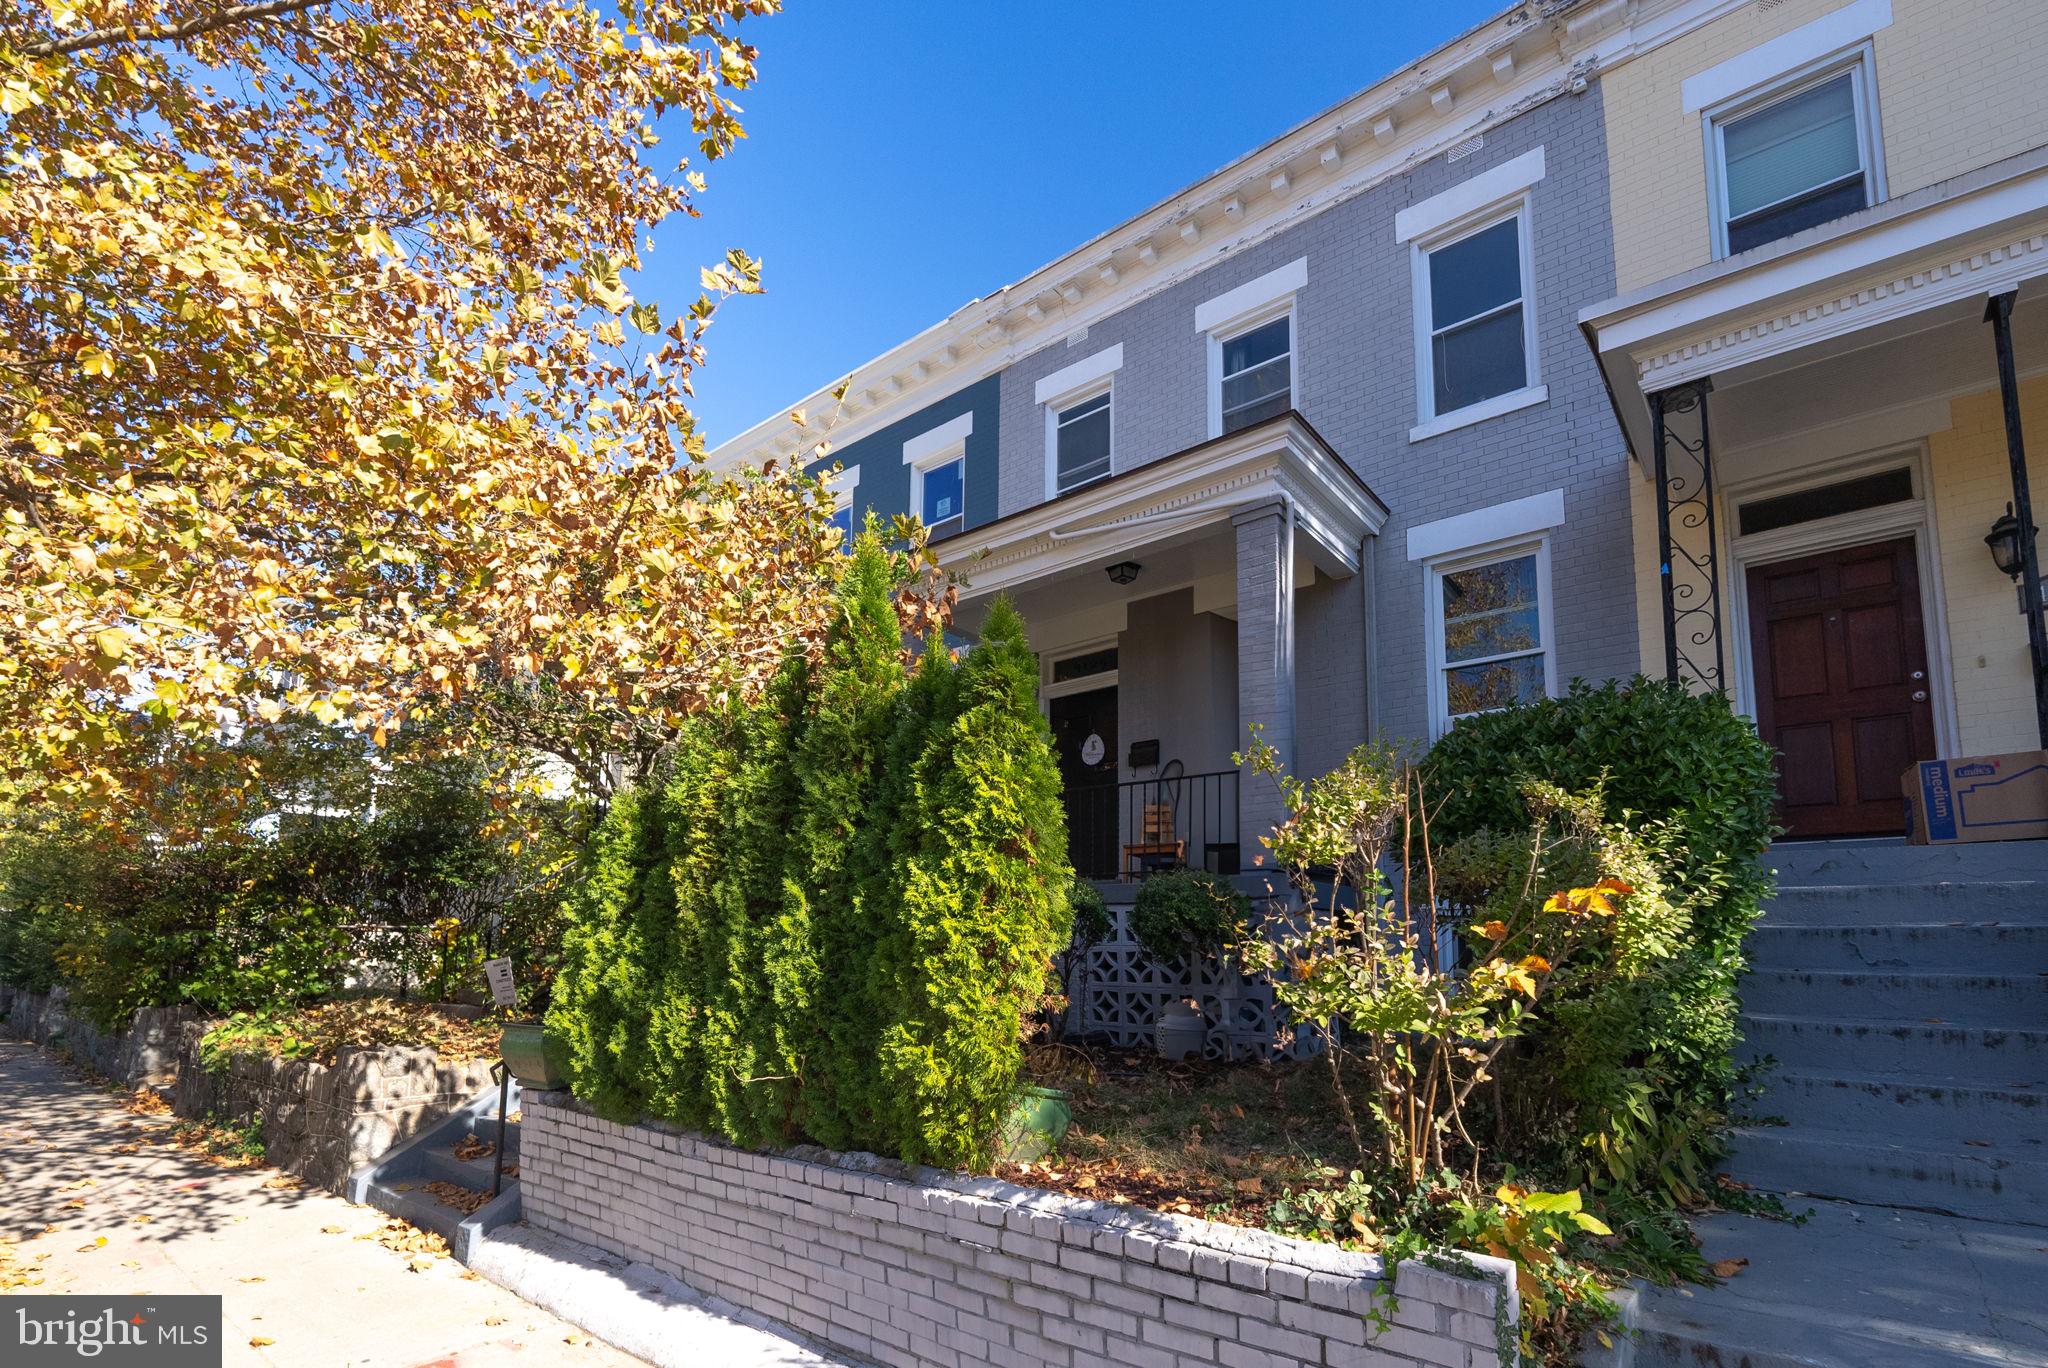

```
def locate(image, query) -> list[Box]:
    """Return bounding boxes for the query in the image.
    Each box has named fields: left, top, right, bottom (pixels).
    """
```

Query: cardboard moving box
left=1903, top=751, right=2048, bottom=844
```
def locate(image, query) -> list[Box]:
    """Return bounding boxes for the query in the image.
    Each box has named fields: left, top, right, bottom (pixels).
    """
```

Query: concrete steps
left=1638, top=844, right=2048, bottom=1366
left=346, top=1077, right=523, bottom=1262
left=1740, top=968, right=2047, bottom=1026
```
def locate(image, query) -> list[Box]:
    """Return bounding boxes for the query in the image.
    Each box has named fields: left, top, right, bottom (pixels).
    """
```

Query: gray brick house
left=716, top=5, right=1641, bottom=874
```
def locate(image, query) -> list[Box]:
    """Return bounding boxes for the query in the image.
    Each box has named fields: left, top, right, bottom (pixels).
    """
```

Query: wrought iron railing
left=1063, top=769, right=1240, bottom=881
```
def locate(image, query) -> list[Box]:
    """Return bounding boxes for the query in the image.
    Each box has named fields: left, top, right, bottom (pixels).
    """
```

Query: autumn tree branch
left=23, top=0, right=335, bottom=57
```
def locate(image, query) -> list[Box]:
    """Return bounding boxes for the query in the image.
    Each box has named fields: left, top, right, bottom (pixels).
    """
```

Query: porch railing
left=1064, top=769, right=1240, bottom=882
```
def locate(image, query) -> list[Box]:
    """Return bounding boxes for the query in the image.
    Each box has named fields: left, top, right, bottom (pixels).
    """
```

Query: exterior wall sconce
left=1986, top=502, right=2028, bottom=578
left=1105, top=561, right=1142, bottom=586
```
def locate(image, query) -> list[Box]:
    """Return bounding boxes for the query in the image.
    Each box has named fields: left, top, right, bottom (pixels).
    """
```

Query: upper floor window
left=1196, top=258, right=1306, bottom=437
left=824, top=464, right=859, bottom=549
left=1035, top=343, right=1123, bottom=499
left=1709, top=59, right=1880, bottom=258
left=1419, top=211, right=1534, bottom=422
left=918, top=454, right=964, bottom=539
left=1054, top=391, right=1113, bottom=493
left=1219, top=316, right=1292, bottom=434
left=902, top=412, right=972, bottom=541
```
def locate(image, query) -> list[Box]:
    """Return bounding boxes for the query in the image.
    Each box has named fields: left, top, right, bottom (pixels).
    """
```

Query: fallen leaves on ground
left=453, top=1135, right=495, bottom=1162
left=124, top=1088, right=172, bottom=1118
left=425, top=1181, right=491, bottom=1215
left=214, top=1001, right=509, bottom=1067
left=320, top=1225, right=345, bottom=1235
left=361, top=1217, right=451, bottom=1271
left=1709, top=1257, right=1749, bottom=1278
left=263, top=1174, right=302, bottom=1190
left=249, top=1336, right=274, bottom=1348
left=0, top=1238, right=45, bottom=1291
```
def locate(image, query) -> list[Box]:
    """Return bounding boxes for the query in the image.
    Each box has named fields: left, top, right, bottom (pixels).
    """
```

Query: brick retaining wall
left=520, top=1091, right=1518, bottom=1368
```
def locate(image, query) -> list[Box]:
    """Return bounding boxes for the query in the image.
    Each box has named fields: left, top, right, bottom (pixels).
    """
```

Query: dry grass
left=1005, top=1047, right=1367, bottom=1229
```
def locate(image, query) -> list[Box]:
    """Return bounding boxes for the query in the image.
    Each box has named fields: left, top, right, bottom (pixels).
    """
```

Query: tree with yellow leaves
left=2, top=0, right=893, bottom=815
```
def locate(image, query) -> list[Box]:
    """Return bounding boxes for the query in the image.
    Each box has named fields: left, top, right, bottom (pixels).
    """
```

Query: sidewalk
left=0, top=1037, right=642, bottom=1368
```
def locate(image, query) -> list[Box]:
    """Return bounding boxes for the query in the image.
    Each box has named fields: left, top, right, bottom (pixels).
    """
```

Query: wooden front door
left=1048, top=686, right=1118, bottom=879
left=1747, top=536, right=1938, bottom=837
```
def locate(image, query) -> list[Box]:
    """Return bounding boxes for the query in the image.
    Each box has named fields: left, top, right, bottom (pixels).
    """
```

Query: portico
left=948, top=411, right=1387, bottom=871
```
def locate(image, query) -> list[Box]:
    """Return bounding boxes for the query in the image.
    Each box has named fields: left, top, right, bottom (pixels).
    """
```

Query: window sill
left=1408, top=384, right=1548, bottom=444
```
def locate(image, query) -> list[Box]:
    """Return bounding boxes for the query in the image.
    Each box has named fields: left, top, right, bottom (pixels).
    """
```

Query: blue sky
left=661, top=2, right=1507, bottom=446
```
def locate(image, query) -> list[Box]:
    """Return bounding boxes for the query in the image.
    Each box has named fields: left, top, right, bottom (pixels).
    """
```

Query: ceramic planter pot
left=1154, top=1001, right=1207, bottom=1061
left=996, top=1085, right=1072, bottom=1163
left=500, top=1021, right=569, bottom=1091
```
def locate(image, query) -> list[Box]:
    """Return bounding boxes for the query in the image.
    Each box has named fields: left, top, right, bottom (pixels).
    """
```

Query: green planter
left=997, top=1084, right=1071, bottom=1163
left=500, top=1022, right=569, bottom=1091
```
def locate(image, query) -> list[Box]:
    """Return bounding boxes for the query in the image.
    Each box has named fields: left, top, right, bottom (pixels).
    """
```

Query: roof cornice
left=711, top=0, right=1748, bottom=472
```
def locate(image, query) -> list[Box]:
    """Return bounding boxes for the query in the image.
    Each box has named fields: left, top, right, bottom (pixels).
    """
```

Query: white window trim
left=1394, top=146, right=1545, bottom=245
left=1702, top=45, right=1886, bottom=262
left=1409, top=196, right=1543, bottom=442
left=1681, top=0, right=1892, bottom=113
left=903, top=413, right=971, bottom=536
left=1039, top=345, right=1123, bottom=501
left=825, top=464, right=860, bottom=542
left=1406, top=488, right=1564, bottom=562
left=1424, top=534, right=1556, bottom=741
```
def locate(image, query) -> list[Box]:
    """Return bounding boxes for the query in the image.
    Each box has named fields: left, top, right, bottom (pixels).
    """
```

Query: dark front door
left=1048, top=686, right=1117, bottom=878
left=1747, top=536, right=1937, bottom=837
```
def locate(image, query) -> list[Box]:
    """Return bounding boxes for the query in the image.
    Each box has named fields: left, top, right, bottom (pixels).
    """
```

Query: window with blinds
left=1712, top=64, right=1877, bottom=257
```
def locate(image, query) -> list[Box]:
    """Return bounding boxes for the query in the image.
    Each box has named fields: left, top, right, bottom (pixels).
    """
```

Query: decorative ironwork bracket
left=1650, top=379, right=1726, bottom=694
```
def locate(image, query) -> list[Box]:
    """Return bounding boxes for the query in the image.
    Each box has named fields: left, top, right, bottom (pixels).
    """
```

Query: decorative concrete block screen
left=522, top=1092, right=1516, bottom=1368
left=1077, top=907, right=1320, bottom=1062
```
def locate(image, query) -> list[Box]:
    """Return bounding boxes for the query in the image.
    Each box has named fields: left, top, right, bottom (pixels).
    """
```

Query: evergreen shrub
left=547, top=539, right=1076, bottom=1169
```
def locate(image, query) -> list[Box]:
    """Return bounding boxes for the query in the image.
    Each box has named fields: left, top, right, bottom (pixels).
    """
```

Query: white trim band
left=1194, top=257, right=1309, bottom=334
left=1407, top=488, right=1565, bottom=561
left=1394, top=146, right=1547, bottom=244
left=1034, top=344, right=1125, bottom=406
left=902, top=411, right=973, bottom=466
left=1681, top=0, right=1892, bottom=113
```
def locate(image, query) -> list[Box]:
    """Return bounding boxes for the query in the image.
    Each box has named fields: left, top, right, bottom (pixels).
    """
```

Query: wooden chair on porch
left=1121, top=760, right=1187, bottom=879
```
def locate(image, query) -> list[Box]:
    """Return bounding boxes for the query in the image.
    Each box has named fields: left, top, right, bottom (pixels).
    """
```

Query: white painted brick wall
left=519, top=1092, right=1518, bottom=1368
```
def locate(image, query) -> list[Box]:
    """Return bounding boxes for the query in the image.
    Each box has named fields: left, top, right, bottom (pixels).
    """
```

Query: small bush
left=1129, top=868, right=1248, bottom=960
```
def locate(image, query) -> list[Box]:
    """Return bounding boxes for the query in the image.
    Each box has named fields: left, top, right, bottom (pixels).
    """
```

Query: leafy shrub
left=1420, top=677, right=1778, bottom=1203
left=1129, top=868, right=1248, bottom=961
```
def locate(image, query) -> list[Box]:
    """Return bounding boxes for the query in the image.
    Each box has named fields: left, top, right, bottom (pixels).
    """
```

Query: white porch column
left=1232, top=500, right=1297, bottom=861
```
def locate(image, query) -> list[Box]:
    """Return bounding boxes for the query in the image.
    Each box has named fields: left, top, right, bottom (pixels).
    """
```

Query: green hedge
left=548, top=538, right=1076, bottom=1169
left=1422, top=676, right=1778, bottom=1201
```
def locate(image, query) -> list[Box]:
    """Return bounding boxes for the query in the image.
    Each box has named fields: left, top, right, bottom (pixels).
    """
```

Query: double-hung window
left=1709, top=60, right=1879, bottom=257
left=1430, top=545, right=1552, bottom=733
left=1036, top=344, right=1123, bottom=499
left=1054, top=391, right=1112, bottom=493
left=903, top=413, right=971, bottom=541
left=1218, top=316, right=1292, bottom=434
left=823, top=464, right=859, bottom=549
left=1420, top=212, right=1533, bottom=423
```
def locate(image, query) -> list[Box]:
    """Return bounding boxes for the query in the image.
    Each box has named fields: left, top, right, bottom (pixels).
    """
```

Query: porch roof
left=951, top=410, right=1388, bottom=602
left=1580, top=146, right=2048, bottom=462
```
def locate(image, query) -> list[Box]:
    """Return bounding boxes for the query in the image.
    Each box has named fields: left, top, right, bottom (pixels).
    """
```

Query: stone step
left=466, top=1112, right=521, bottom=1156
left=1746, top=921, right=2048, bottom=974
left=1768, top=838, right=2048, bottom=886
left=1739, top=1014, right=2048, bottom=1086
left=419, top=1142, right=511, bottom=1192
left=363, top=1181, right=463, bottom=1244
left=1725, top=1126, right=2048, bottom=1225
left=1631, top=1202, right=2046, bottom=1368
left=1759, top=881, right=2048, bottom=926
left=1739, top=969, right=2048, bottom=1027
left=1752, top=1071, right=2046, bottom=1147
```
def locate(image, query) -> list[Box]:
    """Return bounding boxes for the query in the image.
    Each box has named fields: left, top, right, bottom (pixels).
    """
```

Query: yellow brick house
left=1580, top=0, right=2048, bottom=836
